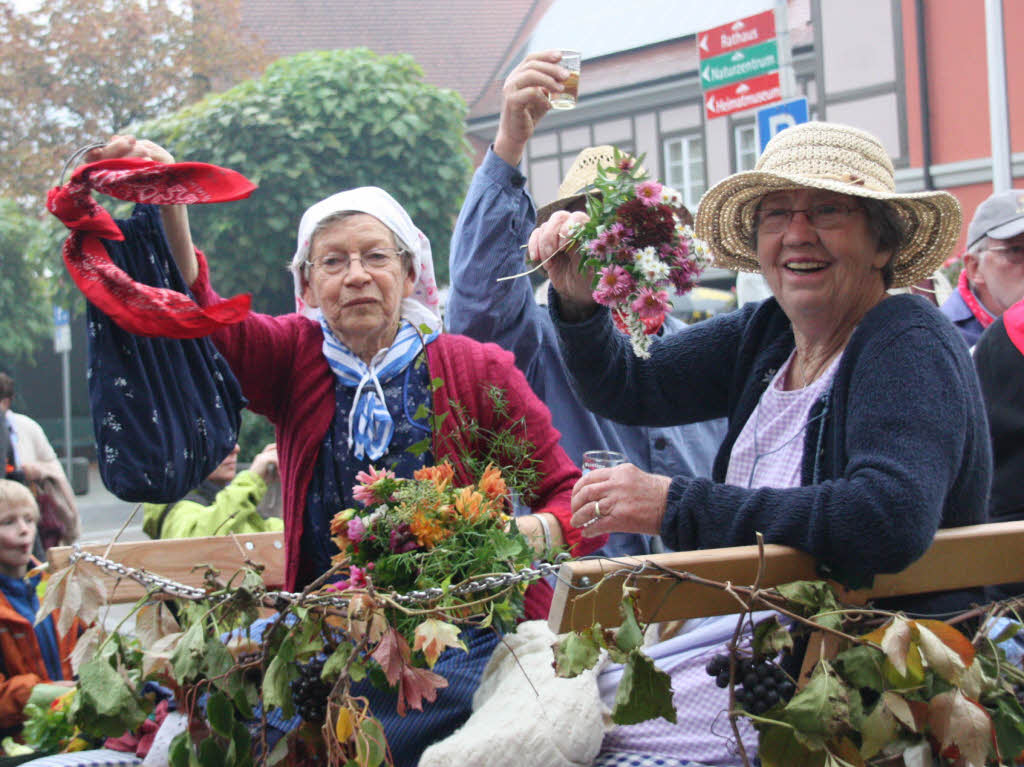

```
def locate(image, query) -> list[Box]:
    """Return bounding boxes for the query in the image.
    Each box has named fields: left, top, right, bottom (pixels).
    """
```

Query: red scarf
left=1005, top=299, right=1024, bottom=355
left=47, top=157, right=256, bottom=339
left=957, top=269, right=995, bottom=330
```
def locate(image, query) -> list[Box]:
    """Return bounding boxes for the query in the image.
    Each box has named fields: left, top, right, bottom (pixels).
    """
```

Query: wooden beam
left=548, top=521, right=1024, bottom=634
left=47, top=532, right=287, bottom=604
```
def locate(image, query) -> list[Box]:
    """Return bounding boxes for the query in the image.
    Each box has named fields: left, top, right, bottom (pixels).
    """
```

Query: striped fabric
left=16, top=751, right=141, bottom=766
left=592, top=753, right=709, bottom=767
left=319, top=316, right=439, bottom=461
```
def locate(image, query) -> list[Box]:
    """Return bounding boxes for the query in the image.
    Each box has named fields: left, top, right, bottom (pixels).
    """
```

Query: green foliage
left=142, top=49, right=472, bottom=314
left=237, top=409, right=275, bottom=462
left=0, top=199, right=55, bottom=363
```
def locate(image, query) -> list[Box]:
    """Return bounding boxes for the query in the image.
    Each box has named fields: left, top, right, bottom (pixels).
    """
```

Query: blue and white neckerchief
left=319, top=316, right=440, bottom=461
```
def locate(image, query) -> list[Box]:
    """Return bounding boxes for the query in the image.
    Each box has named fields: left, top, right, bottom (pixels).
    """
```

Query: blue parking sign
left=757, top=97, right=809, bottom=153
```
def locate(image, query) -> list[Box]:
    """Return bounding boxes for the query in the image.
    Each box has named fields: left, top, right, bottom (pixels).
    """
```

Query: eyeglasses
left=985, top=243, right=1024, bottom=264
left=305, top=248, right=405, bottom=276
left=755, top=203, right=863, bottom=233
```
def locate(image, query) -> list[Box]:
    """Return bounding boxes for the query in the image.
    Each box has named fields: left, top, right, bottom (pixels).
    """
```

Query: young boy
left=0, top=479, right=76, bottom=734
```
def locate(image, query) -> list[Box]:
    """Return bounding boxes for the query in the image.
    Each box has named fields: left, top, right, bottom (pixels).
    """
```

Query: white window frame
left=662, top=133, right=706, bottom=211
left=734, top=123, right=758, bottom=172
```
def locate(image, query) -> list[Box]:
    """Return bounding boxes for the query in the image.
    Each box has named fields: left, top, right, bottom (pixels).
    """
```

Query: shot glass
left=582, top=449, right=626, bottom=474
left=549, top=50, right=581, bottom=110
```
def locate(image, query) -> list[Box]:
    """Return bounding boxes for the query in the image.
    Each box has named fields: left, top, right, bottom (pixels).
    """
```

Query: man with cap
left=940, top=189, right=1024, bottom=345
left=447, top=51, right=725, bottom=559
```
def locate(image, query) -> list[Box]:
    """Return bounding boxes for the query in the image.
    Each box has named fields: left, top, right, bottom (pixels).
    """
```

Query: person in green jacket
left=143, top=443, right=284, bottom=539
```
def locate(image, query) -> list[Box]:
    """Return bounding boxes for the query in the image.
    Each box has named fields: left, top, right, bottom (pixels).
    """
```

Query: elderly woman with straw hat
left=87, top=135, right=605, bottom=765
left=529, top=120, right=993, bottom=764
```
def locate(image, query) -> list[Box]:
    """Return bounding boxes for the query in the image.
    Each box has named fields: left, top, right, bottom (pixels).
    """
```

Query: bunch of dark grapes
left=290, top=656, right=331, bottom=724
left=705, top=654, right=796, bottom=715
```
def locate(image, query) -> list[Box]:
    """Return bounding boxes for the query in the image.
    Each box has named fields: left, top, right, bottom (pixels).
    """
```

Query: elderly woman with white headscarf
left=89, top=136, right=602, bottom=765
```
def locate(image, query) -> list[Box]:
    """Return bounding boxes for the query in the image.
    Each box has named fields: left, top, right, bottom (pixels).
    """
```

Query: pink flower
left=631, top=287, right=671, bottom=319
left=617, top=157, right=635, bottom=171
left=604, top=223, right=630, bottom=249
left=352, top=466, right=396, bottom=505
left=586, top=236, right=610, bottom=257
left=349, top=565, right=367, bottom=589
left=325, top=580, right=350, bottom=592
left=635, top=181, right=663, bottom=207
left=347, top=517, right=366, bottom=542
left=592, top=265, right=634, bottom=306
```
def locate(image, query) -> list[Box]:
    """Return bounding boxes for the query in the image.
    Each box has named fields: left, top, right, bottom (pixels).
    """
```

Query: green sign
left=699, top=40, right=779, bottom=90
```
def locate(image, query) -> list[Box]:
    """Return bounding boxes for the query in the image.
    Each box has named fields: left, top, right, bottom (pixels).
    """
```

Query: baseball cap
left=967, top=189, right=1024, bottom=248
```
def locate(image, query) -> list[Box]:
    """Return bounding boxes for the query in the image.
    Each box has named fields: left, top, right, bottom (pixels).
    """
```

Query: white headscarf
left=290, top=186, right=442, bottom=333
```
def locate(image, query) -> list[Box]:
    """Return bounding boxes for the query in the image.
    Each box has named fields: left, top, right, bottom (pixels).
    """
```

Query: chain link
left=69, top=546, right=574, bottom=611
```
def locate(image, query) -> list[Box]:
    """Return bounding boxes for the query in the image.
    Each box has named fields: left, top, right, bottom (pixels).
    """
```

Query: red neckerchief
left=47, top=157, right=256, bottom=339
left=957, top=269, right=995, bottom=330
left=1005, top=299, right=1024, bottom=355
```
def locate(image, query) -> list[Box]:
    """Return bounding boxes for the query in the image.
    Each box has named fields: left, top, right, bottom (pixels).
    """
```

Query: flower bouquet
left=567, top=149, right=711, bottom=358
left=327, top=462, right=534, bottom=631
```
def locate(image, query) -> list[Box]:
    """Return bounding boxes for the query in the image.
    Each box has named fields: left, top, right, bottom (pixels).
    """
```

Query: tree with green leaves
left=0, top=199, right=54, bottom=363
left=143, top=48, right=472, bottom=313
left=0, top=0, right=270, bottom=209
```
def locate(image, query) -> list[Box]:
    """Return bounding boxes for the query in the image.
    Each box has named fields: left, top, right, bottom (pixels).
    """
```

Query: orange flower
left=455, top=487, right=487, bottom=521
left=477, top=464, right=508, bottom=501
left=410, top=510, right=449, bottom=548
left=414, top=462, right=455, bottom=491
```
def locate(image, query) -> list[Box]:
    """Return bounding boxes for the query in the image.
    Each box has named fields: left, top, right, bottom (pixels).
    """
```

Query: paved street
left=74, top=462, right=147, bottom=544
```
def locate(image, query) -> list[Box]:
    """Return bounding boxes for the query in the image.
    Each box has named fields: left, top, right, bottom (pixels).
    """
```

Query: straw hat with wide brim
left=536, top=146, right=669, bottom=225
left=694, top=121, right=961, bottom=288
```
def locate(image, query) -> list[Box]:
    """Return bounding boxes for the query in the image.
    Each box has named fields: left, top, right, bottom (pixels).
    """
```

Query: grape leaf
left=882, top=691, right=924, bottom=734
left=615, top=596, right=644, bottom=653
left=371, top=627, right=448, bottom=715
left=754, top=616, right=795, bottom=656
left=169, top=621, right=207, bottom=683
left=69, top=623, right=106, bottom=675
left=990, top=694, right=1024, bottom=765
left=412, top=619, right=466, bottom=669
left=69, top=655, right=147, bottom=737
left=756, top=723, right=825, bottom=767
left=552, top=627, right=603, bottom=678
left=926, top=689, right=993, bottom=767
left=782, top=662, right=852, bottom=737
left=611, top=649, right=676, bottom=725
left=135, top=602, right=181, bottom=648
left=775, top=581, right=842, bottom=631
left=207, top=690, right=233, bottom=738
left=36, top=564, right=73, bottom=627
left=354, top=716, right=387, bottom=767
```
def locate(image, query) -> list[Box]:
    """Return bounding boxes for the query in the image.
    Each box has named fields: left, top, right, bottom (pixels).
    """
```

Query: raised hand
left=493, top=51, right=569, bottom=167
left=527, top=209, right=599, bottom=320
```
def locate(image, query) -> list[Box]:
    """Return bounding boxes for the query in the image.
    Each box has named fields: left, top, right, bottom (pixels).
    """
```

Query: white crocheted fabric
left=419, top=621, right=608, bottom=767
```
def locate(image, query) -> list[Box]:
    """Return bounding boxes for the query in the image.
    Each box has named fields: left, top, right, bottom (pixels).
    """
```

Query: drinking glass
left=549, top=50, right=581, bottom=109
left=582, top=449, right=626, bottom=474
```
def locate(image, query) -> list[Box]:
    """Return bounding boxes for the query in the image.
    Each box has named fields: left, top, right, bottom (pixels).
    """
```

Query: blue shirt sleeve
left=447, top=149, right=549, bottom=374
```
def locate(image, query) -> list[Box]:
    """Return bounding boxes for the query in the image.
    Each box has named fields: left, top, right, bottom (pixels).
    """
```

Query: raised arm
left=447, top=53, right=570, bottom=365
left=85, top=135, right=198, bottom=284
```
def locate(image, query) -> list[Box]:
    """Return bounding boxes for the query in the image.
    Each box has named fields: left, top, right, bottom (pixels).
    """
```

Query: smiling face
left=755, top=188, right=891, bottom=332
left=301, top=214, right=416, bottom=363
left=0, top=495, right=38, bottom=578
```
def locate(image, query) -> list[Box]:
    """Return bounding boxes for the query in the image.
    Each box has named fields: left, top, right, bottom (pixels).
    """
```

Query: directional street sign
left=700, top=40, right=779, bottom=90
left=704, top=71, right=782, bottom=120
left=697, top=9, right=776, bottom=60
left=53, top=305, right=71, bottom=354
left=757, top=97, right=809, bottom=153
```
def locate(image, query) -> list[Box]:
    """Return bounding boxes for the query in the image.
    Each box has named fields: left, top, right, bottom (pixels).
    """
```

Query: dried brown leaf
left=926, top=690, right=993, bottom=767
left=135, top=602, right=180, bottom=648
left=69, top=623, right=106, bottom=675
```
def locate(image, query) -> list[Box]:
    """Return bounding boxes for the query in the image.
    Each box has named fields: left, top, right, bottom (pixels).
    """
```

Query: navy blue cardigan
left=552, top=293, right=992, bottom=591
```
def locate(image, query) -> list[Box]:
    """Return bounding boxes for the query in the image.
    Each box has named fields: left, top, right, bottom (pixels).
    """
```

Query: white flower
left=661, top=186, right=683, bottom=206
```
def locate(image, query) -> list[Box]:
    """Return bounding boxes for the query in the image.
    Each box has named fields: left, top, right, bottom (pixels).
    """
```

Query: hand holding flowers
left=529, top=150, right=711, bottom=357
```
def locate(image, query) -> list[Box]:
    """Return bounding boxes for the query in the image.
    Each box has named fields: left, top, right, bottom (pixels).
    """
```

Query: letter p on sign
left=756, top=97, right=809, bottom=154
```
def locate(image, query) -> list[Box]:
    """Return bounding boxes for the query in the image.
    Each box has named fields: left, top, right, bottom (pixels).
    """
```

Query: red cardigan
left=191, top=256, right=603, bottom=594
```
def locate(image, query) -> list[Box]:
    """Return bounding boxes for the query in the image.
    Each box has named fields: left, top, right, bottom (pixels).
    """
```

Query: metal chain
left=69, top=545, right=574, bottom=611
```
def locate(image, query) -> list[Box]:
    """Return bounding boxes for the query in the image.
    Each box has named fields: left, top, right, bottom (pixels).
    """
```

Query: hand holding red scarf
left=47, top=156, right=256, bottom=339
